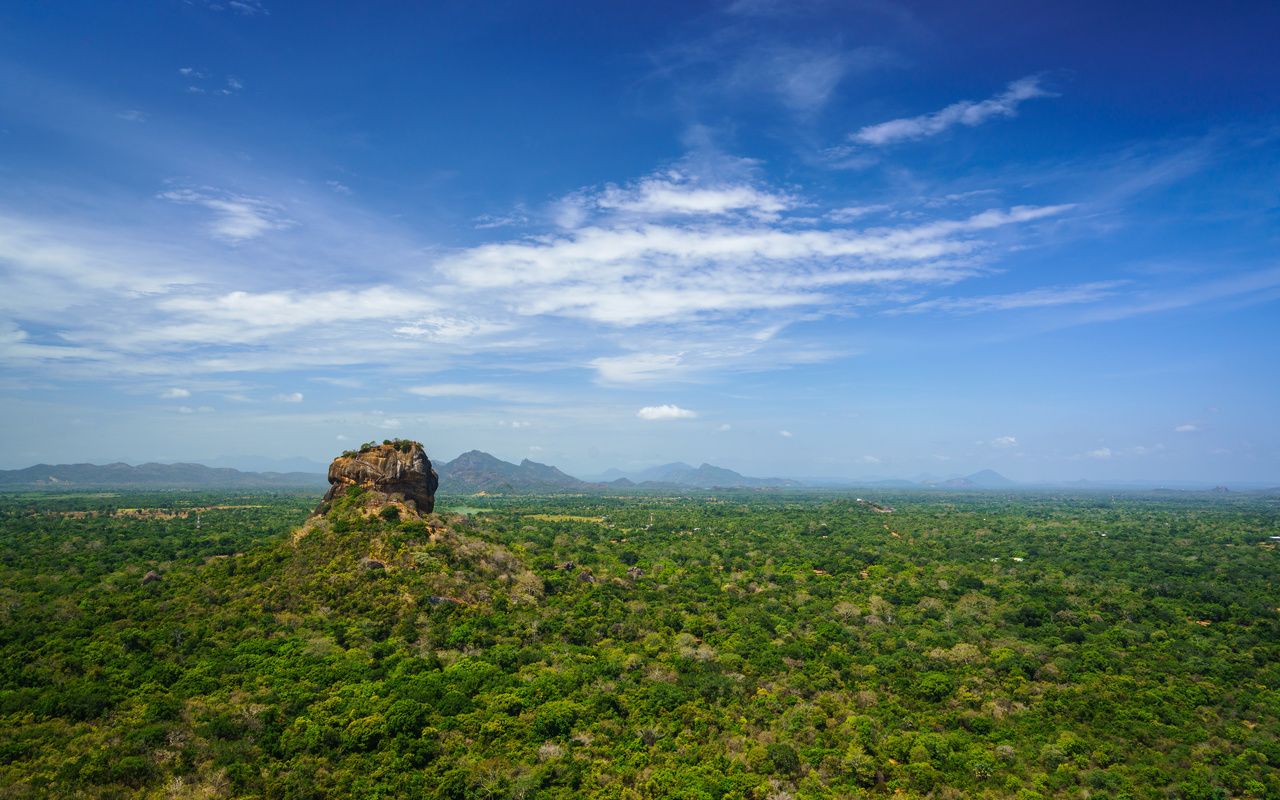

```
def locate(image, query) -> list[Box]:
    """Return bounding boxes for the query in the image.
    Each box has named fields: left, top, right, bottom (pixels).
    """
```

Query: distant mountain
left=0, top=462, right=328, bottom=489
left=965, top=470, right=1016, bottom=487
left=590, top=461, right=805, bottom=489
left=638, top=462, right=697, bottom=482
left=202, top=455, right=330, bottom=474
left=434, top=450, right=594, bottom=494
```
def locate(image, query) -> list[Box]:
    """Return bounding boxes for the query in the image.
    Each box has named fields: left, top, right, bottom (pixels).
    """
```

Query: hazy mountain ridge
left=0, top=462, right=328, bottom=489
left=586, top=462, right=804, bottom=488
left=4, top=457, right=1269, bottom=494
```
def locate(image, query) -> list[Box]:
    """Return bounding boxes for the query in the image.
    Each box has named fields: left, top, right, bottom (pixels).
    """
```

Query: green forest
left=1, top=486, right=1278, bottom=800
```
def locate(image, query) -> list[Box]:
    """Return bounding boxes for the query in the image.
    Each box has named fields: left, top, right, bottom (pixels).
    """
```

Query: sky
left=2, top=0, right=1279, bottom=484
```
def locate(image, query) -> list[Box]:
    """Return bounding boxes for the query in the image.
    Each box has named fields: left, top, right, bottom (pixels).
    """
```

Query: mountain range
left=3, top=455, right=1269, bottom=494
left=0, top=462, right=329, bottom=489
left=437, top=452, right=804, bottom=493
left=586, top=461, right=805, bottom=489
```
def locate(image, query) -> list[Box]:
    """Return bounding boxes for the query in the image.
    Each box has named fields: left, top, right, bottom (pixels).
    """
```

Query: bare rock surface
left=314, top=442, right=438, bottom=516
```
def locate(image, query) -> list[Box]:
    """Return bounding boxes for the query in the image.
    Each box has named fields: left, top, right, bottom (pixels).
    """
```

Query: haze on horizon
left=2, top=1, right=1278, bottom=485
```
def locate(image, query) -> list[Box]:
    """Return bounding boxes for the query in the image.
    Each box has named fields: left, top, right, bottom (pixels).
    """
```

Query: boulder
left=314, top=442, right=438, bottom=516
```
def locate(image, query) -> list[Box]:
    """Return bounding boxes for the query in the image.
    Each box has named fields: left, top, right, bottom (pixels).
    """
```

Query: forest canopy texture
left=0, top=487, right=1277, bottom=800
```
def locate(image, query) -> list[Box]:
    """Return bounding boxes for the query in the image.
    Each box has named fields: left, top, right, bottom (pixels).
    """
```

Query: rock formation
left=313, top=441, right=438, bottom=516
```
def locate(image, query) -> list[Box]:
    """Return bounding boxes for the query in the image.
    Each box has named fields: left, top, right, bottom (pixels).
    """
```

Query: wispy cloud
left=890, top=281, right=1123, bottom=315
left=592, top=353, right=687, bottom=383
left=595, top=170, right=795, bottom=220
left=473, top=206, right=529, bottom=229
left=851, top=76, right=1053, bottom=147
left=637, top=404, right=697, bottom=420
left=272, top=392, right=303, bottom=402
left=160, top=388, right=190, bottom=399
left=1175, top=424, right=1199, bottom=432
left=438, top=161, right=1074, bottom=327
left=645, top=8, right=899, bottom=118
left=158, top=187, right=295, bottom=241
left=116, top=110, right=147, bottom=122
left=0, top=154, right=1081, bottom=388
left=991, top=436, right=1018, bottom=448
left=408, top=383, right=506, bottom=398
left=825, top=205, right=890, bottom=223
left=723, top=44, right=856, bottom=113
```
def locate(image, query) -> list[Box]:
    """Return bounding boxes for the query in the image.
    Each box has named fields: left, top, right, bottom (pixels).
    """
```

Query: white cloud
left=160, top=387, right=190, bottom=398
left=438, top=182, right=1074, bottom=326
left=716, top=424, right=732, bottom=432
left=336, top=434, right=347, bottom=440
left=1175, top=424, right=1198, bottom=432
left=312, top=376, right=361, bottom=388
left=227, top=0, right=268, bottom=14
left=0, top=160, right=1078, bottom=385
left=594, top=170, right=796, bottom=221
left=891, top=281, right=1125, bottom=315
left=473, top=207, right=529, bottom=229
left=592, top=353, right=686, bottom=383
left=116, top=110, right=146, bottom=122
left=158, top=187, right=295, bottom=241
left=1087, top=447, right=1112, bottom=458
left=155, top=287, right=441, bottom=345
left=227, top=76, right=243, bottom=90
left=394, top=316, right=498, bottom=342
left=326, top=180, right=351, bottom=195
left=859, top=454, right=879, bottom=463
left=779, top=430, right=792, bottom=437
left=851, top=76, right=1053, bottom=146
left=409, top=384, right=507, bottom=399
left=991, top=436, right=1018, bottom=448
left=178, top=406, right=194, bottom=414
left=825, top=205, right=890, bottom=223
left=272, top=392, right=303, bottom=402
left=637, top=404, right=697, bottom=420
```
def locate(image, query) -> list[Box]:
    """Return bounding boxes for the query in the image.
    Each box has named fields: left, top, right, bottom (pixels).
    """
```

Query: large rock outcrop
left=313, top=441, right=438, bottom=516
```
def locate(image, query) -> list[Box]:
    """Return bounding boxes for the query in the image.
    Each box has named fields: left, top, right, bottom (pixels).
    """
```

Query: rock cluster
left=313, top=442, right=438, bottom=516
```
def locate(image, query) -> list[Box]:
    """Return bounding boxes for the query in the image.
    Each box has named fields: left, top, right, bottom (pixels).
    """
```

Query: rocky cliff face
left=314, top=442, right=438, bottom=516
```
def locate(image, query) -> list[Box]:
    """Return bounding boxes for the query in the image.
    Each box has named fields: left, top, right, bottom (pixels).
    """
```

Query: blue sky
left=2, top=0, right=1279, bottom=483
